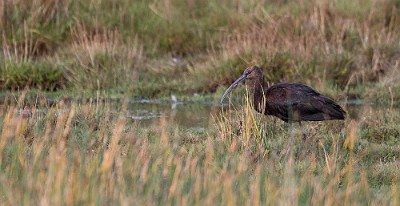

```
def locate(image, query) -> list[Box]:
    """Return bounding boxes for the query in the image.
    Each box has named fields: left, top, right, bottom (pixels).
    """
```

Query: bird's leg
left=297, top=121, right=307, bottom=158
left=284, top=121, right=295, bottom=160
left=299, top=121, right=307, bottom=141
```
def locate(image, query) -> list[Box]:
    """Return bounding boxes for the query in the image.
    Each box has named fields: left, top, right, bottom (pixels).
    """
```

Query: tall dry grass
left=0, top=93, right=399, bottom=205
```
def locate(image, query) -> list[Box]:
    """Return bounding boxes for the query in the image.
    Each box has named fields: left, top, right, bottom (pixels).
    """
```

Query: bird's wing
left=265, top=84, right=317, bottom=117
left=308, top=95, right=346, bottom=119
left=265, top=83, right=344, bottom=121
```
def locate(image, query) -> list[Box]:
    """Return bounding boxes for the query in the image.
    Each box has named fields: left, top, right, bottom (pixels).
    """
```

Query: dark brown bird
left=220, top=66, right=346, bottom=139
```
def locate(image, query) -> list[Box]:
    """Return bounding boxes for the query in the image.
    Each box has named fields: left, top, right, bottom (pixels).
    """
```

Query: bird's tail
left=318, top=96, right=346, bottom=120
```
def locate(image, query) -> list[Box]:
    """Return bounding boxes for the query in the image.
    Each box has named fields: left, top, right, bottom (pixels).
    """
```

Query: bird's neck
left=246, top=77, right=265, bottom=112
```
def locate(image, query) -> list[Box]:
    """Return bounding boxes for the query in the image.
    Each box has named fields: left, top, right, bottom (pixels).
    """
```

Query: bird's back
left=263, top=83, right=346, bottom=122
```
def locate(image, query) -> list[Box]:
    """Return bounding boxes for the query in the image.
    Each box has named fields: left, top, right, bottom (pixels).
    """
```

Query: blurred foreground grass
left=0, top=93, right=399, bottom=205
left=0, top=0, right=399, bottom=102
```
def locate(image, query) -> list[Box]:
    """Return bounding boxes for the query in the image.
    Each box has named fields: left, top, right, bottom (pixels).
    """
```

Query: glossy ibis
left=220, top=66, right=346, bottom=143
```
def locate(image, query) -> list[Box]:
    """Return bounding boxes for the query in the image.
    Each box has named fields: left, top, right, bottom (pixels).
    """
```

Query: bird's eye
left=245, top=71, right=252, bottom=75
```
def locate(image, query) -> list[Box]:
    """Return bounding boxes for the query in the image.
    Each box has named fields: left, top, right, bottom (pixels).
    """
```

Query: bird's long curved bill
left=220, top=74, right=249, bottom=104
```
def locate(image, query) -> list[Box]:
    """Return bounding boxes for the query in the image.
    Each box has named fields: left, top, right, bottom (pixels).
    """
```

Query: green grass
left=0, top=58, right=63, bottom=90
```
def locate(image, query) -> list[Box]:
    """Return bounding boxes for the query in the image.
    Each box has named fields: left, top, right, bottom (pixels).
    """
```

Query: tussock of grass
left=56, top=26, right=143, bottom=90
left=0, top=32, right=64, bottom=90
left=0, top=60, right=63, bottom=90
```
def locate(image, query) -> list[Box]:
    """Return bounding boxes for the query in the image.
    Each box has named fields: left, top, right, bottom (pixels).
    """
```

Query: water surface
left=1, top=97, right=396, bottom=129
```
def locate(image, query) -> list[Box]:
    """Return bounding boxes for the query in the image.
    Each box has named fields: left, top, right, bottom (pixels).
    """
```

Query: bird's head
left=243, top=66, right=262, bottom=80
left=220, top=66, right=263, bottom=104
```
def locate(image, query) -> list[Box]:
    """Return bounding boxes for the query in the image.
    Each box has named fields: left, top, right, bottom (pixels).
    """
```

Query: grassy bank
left=0, top=94, right=399, bottom=205
left=1, top=0, right=399, bottom=102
